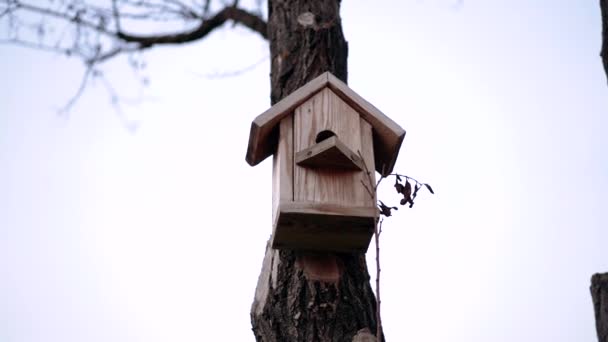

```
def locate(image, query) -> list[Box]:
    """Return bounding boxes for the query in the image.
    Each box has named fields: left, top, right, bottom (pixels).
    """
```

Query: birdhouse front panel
left=293, top=88, right=376, bottom=208
left=268, top=88, right=379, bottom=252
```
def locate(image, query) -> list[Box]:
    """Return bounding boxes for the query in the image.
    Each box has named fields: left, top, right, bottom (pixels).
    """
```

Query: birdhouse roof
left=245, top=72, right=406, bottom=175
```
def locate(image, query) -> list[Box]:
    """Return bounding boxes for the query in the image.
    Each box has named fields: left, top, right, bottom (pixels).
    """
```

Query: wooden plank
left=246, top=72, right=329, bottom=166
left=272, top=201, right=377, bottom=252
left=272, top=115, right=294, bottom=224
left=326, top=72, right=406, bottom=175
left=279, top=201, right=378, bottom=217
left=359, top=118, right=376, bottom=206
left=294, top=88, right=368, bottom=207
left=295, top=135, right=364, bottom=171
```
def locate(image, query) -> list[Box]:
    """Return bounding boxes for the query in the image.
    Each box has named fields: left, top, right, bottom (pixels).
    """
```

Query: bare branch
left=0, top=0, right=269, bottom=122
left=2, top=1, right=267, bottom=67
left=112, top=0, right=121, bottom=32
left=13, top=1, right=117, bottom=37
left=117, top=6, right=267, bottom=45
left=202, top=0, right=211, bottom=18
left=0, top=37, right=82, bottom=57
left=96, top=70, right=139, bottom=133
left=163, top=0, right=199, bottom=18
left=375, top=218, right=383, bottom=340
left=86, top=44, right=135, bottom=64
left=0, top=1, right=17, bottom=19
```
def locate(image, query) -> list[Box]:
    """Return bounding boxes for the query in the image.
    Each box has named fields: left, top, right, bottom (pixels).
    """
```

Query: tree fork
left=250, top=1, right=381, bottom=341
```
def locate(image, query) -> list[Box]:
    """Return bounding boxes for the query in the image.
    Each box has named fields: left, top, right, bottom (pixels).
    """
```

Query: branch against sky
left=0, top=0, right=268, bottom=115
left=0, top=0, right=268, bottom=66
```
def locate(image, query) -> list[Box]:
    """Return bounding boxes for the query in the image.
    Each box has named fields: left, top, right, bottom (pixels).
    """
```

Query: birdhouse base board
left=271, top=202, right=377, bottom=252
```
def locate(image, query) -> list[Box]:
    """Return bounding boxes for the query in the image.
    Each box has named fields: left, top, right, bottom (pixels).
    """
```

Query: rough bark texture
left=267, top=0, right=348, bottom=104
left=251, top=1, right=381, bottom=341
left=592, top=273, right=608, bottom=342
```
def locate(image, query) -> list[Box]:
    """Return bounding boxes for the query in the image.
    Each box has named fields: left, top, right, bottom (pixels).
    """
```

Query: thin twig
left=15, top=1, right=117, bottom=37
left=98, top=71, right=139, bottom=132
left=358, top=149, right=384, bottom=340
left=0, top=37, right=81, bottom=56
left=58, top=65, right=94, bottom=116
left=360, top=179, right=374, bottom=199
left=375, top=218, right=383, bottom=340
left=111, top=0, right=121, bottom=32
left=389, top=173, right=426, bottom=186
left=202, top=0, right=211, bottom=18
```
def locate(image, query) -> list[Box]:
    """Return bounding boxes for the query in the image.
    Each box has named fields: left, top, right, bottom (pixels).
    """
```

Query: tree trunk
left=601, top=0, right=608, bottom=83
left=250, top=1, right=381, bottom=341
left=592, top=273, right=608, bottom=342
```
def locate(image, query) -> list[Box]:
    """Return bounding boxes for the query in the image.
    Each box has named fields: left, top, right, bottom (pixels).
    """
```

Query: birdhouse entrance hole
left=315, top=130, right=336, bottom=143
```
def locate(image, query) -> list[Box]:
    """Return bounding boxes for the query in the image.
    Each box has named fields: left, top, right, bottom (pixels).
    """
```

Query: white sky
left=1, top=1, right=607, bottom=341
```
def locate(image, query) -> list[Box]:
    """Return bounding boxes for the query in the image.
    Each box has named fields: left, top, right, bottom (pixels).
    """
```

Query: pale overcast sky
left=1, top=1, right=607, bottom=341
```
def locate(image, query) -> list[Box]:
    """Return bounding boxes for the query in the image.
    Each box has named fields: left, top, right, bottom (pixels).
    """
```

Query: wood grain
left=272, top=115, right=294, bottom=224
left=295, top=135, right=364, bottom=171
left=246, top=73, right=329, bottom=166
left=359, top=117, right=377, bottom=202
left=326, top=72, right=405, bottom=175
left=272, top=202, right=377, bottom=252
left=246, top=71, right=405, bottom=176
left=294, top=88, right=375, bottom=208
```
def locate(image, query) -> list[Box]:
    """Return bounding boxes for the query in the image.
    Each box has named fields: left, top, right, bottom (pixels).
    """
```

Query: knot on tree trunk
left=352, top=328, right=377, bottom=342
left=298, top=12, right=316, bottom=27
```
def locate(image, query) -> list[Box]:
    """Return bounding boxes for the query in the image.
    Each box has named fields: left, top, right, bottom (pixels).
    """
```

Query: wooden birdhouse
left=246, top=72, right=405, bottom=252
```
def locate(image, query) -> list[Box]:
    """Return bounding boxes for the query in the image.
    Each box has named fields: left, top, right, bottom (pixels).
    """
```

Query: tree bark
left=250, top=1, right=381, bottom=341
left=592, top=273, right=608, bottom=342
left=601, top=0, right=608, bottom=83
left=267, top=0, right=348, bottom=105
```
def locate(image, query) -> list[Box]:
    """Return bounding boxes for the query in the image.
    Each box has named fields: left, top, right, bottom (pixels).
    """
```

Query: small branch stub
left=297, top=12, right=316, bottom=27
left=352, top=328, right=377, bottom=342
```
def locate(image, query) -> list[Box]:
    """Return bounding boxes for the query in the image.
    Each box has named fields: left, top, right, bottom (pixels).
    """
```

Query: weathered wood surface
left=251, top=1, right=383, bottom=341
left=247, top=73, right=328, bottom=167
left=246, top=73, right=405, bottom=175
left=359, top=117, right=376, bottom=195
left=272, top=115, right=294, bottom=224
left=295, top=135, right=364, bottom=171
left=272, top=202, right=376, bottom=252
left=592, top=273, right=608, bottom=342
left=326, top=73, right=405, bottom=175
left=271, top=90, right=376, bottom=252
left=294, top=88, right=375, bottom=208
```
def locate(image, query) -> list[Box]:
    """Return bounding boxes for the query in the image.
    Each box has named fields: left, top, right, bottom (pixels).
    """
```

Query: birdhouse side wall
left=293, top=88, right=376, bottom=207
left=272, top=115, right=294, bottom=225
